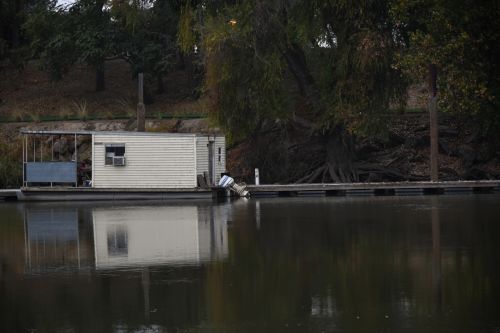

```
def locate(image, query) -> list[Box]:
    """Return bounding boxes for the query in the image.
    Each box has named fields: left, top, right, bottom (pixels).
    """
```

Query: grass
left=73, top=99, right=88, bottom=120
left=0, top=138, right=22, bottom=188
left=404, top=107, right=426, bottom=113
left=0, top=112, right=207, bottom=123
left=115, top=97, right=136, bottom=118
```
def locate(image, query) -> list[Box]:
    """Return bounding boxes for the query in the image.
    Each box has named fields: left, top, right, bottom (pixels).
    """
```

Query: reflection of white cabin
left=24, top=208, right=89, bottom=273
left=92, top=205, right=229, bottom=269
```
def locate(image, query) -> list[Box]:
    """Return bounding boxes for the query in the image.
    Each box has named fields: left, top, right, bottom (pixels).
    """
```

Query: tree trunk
left=11, top=24, right=20, bottom=49
left=280, top=42, right=358, bottom=183
left=156, top=74, right=165, bottom=94
left=428, top=64, right=439, bottom=181
left=10, top=0, right=22, bottom=49
left=95, top=63, right=105, bottom=92
left=137, top=73, right=145, bottom=131
left=293, top=129, right=358, bottom=184
left=325, top=129, right=358, bottom=183
left=177, top=51, right=186, bottom=70
left=281, top=43, right=315, bottom=97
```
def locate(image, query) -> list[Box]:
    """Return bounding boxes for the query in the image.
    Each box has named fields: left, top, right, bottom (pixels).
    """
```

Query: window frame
left=105, top=144, right=126, bottom=166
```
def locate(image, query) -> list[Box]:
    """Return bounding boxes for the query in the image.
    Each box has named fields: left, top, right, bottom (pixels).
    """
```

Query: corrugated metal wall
left=92, top=134, right=197, bottom=188
left=195, top=135, right=226, bottom=185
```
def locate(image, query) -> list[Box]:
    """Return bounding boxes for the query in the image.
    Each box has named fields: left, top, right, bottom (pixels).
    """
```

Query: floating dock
left=15, top=187, right=212, bottom=201
left=0, top=189, right=20, bottom=201
left=1, top=180, right=499, bottom=202
left=247, top=180, right=500, bottom=197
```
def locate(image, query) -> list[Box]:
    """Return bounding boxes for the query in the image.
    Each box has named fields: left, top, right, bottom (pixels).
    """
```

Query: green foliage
left=24, top=0, right=110, bottom=81
left=72, top=1, right=113, bottom=68
left=198, top=0, right=500, bottom=143
left=201, top=0, right=405, bottom=140
left=308, top=1, right=406, bottom=136
left=2, top=0, right=499, bottom=146
left=1, top=0, right=51, bottom=69
left=392, top=0, right=500, bottom=137
left=204, top=10, right=290, bottom=142
left=177, top=2, right=196, bottom=54
left=112, top=0, right=179, bottom=79
left=23, top=0, right=180, bottom=91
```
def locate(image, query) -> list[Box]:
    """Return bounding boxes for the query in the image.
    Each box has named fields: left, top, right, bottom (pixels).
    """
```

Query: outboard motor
left=218, top=175, right=250, bottom=197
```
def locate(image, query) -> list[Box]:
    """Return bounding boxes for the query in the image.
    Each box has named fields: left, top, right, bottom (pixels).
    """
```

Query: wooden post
left=74, top=134, right=78, bottom=187
left=24, top=135, right=27, bottom=187
left=428, top=64, right=439, bottom=182
left=208, top=138, right=215, bottom=185
left=137, top=73, right=146, bottom=132
left=142, top=267, right=150, bottom=322
left=22, top=134, right=25, bottom=186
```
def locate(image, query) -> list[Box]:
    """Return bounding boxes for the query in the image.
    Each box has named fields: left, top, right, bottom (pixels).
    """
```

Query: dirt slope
left=0, top=59, right=206, bottom=120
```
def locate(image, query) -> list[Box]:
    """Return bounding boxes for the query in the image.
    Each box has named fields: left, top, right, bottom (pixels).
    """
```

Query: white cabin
left=91, top=132, right=225, bottom=188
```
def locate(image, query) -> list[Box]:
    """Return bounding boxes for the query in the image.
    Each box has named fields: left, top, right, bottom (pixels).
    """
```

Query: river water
left=0, top=195, right=499, bottom=332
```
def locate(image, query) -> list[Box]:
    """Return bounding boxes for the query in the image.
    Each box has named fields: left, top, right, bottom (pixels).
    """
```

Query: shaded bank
left=228, top=112, right=500, bottom=184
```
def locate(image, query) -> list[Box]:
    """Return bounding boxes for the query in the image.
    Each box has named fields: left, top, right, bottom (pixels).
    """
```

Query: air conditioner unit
left=113, top=156, right=126, bottom=166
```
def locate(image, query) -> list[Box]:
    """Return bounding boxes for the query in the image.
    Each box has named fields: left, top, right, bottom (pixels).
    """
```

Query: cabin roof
left=20, top=130, right=223, bottom=137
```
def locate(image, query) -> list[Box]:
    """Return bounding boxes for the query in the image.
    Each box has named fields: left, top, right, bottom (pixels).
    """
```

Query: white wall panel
left=195, top=135, right=226, bottom=185
left=93, top=134, right=196, bottom=188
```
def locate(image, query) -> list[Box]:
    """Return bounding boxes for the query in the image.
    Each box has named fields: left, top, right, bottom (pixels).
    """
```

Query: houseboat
left=19, top=130, right=226, bottom=201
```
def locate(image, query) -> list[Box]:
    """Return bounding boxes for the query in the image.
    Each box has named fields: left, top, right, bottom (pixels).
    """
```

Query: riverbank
left=228, top=112, right=500, bottom=184
left=2, top=111, right=500, bottom=189
left=1, top=61, right=499, bottom=187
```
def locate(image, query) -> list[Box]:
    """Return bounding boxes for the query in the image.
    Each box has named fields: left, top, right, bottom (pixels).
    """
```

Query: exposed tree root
left=228, top=112, right=500, bottom=183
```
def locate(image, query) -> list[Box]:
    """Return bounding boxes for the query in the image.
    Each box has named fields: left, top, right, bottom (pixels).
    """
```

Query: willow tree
left=184, top=0, right=405, bottom=182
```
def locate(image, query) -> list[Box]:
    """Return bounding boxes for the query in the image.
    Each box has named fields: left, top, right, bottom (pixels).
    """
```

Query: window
left=105, top=144, right=125, bottom=166
left=107, top=225, right=128, bottom=256
left=218, top=147, right=222, bottom=163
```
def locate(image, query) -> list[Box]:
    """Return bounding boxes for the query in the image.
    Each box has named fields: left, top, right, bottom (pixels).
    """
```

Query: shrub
left=0, top=139, right=22, bottom=188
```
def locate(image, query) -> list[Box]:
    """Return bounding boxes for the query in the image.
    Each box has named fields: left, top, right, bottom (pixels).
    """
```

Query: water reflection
left=431, top=197, right=442, bottom=314
left=93, top=205, right=228, bottom=269
left=205, top=196, right=500, bottom=332
left=24, top=208, right=89, bottom=273
left=1, top=195, right=499, bottom=332
left=22, top=202, right=230, bottom=273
